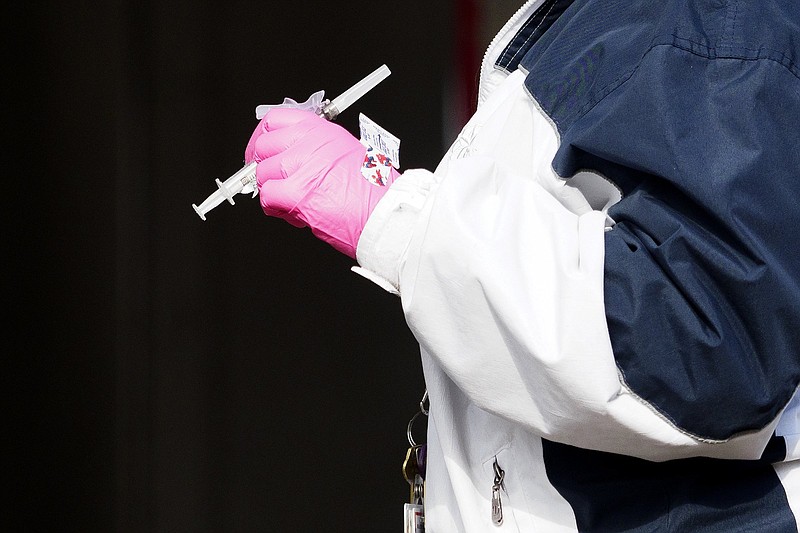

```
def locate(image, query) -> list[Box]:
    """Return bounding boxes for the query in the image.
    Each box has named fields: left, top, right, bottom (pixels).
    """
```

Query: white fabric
left=777, top=391, right=800, bottom=462
left=359, top=67, right=782, bottom=458
left=775, top=461, right=800, bottom=528
left=355, top=4, right=800, bottom=530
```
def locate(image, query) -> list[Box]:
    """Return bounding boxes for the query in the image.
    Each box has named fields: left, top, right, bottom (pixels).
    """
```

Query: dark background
left=6, top=1, right=519, bottom=531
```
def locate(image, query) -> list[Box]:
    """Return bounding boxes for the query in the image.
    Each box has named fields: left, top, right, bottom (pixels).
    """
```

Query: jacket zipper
left=491, top=457, right=505, bottom=526
left=478, top=0, right=539, bottom=98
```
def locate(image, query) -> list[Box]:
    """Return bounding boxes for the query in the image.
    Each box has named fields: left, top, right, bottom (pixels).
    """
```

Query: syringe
left=192, top=64, right=392, bottom=221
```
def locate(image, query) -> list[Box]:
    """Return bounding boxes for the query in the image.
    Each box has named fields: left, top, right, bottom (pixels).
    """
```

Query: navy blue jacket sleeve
left=555, top=35, right=800, bottom=441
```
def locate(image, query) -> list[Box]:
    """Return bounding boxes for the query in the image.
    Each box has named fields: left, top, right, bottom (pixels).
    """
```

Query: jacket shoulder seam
left=570, top=36, right=800, bottom=131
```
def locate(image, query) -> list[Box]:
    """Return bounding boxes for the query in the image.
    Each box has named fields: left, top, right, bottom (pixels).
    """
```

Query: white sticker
left=359, top=113, right=401, bottom=169
left=404, top=503, right=425, bottom=533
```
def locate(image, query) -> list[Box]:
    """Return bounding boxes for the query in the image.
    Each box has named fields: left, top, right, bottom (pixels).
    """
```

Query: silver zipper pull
left=491, top=458, right=505, bottom=525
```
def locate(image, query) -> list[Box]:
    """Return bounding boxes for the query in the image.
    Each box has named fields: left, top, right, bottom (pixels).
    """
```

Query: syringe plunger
left=192, top=162, right=257, bottom=220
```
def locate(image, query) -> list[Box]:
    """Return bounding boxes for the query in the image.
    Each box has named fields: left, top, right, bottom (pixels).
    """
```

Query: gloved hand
left=244, top=108, right=399, bottom=258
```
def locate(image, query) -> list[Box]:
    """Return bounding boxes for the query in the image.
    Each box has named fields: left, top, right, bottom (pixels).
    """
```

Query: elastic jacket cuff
left=353, top=168, right=437, bottom=295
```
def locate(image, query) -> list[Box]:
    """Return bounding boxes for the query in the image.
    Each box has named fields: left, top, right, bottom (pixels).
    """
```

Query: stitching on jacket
left=615, top=365, right=730, bottom=444
left=507, top=0, right=559, bottom=67
left=570, top=36, right=800, bottom=131
left=497, top=5, right=540, bottom=67
left=722, top=0, right=740, bottom=47
left=668, top=35, right=800, bottom=79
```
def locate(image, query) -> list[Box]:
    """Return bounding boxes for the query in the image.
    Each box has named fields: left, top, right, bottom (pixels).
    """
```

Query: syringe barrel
left=226, top=161, right=258, bottom=188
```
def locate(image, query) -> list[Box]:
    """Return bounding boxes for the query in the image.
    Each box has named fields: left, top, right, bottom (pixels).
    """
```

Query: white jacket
left=356, top=0, right=800, bottom=530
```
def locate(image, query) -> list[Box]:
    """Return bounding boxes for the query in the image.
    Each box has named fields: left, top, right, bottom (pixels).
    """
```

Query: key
left=413, top=474, right=425, bottom=505
left=415, top=444, right=427, bottom=480
left=403, top=445, right=422, bottom=503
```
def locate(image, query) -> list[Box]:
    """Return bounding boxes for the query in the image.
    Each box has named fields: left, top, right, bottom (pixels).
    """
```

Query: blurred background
left=7, top=0, right=520, bottom=531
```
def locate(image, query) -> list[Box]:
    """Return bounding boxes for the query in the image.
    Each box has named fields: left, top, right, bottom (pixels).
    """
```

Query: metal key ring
left=407, top=409, right=423, bottom=447
left=420, top=390, right=429, bottom=416
left=407, top=390, right=430, bottom=447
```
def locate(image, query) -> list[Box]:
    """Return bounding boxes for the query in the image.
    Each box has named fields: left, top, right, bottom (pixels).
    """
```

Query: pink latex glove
left=244, top=108, right=399, bottom=258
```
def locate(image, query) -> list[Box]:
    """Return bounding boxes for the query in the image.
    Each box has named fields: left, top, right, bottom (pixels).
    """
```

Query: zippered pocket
left=482, top=448, right=522, bottom=531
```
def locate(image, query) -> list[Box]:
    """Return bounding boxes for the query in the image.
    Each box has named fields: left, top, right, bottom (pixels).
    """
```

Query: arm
left=358, top=46, right=800, bottom=461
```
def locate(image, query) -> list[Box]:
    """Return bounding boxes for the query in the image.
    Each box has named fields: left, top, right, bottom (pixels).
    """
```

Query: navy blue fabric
left=517, top=0, right=800, bottom=440
left=541, top=438, right=797, bottom=532
left=760, top=435, right=788, bottom=464
left=495, top=0, right=575, bottom=73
